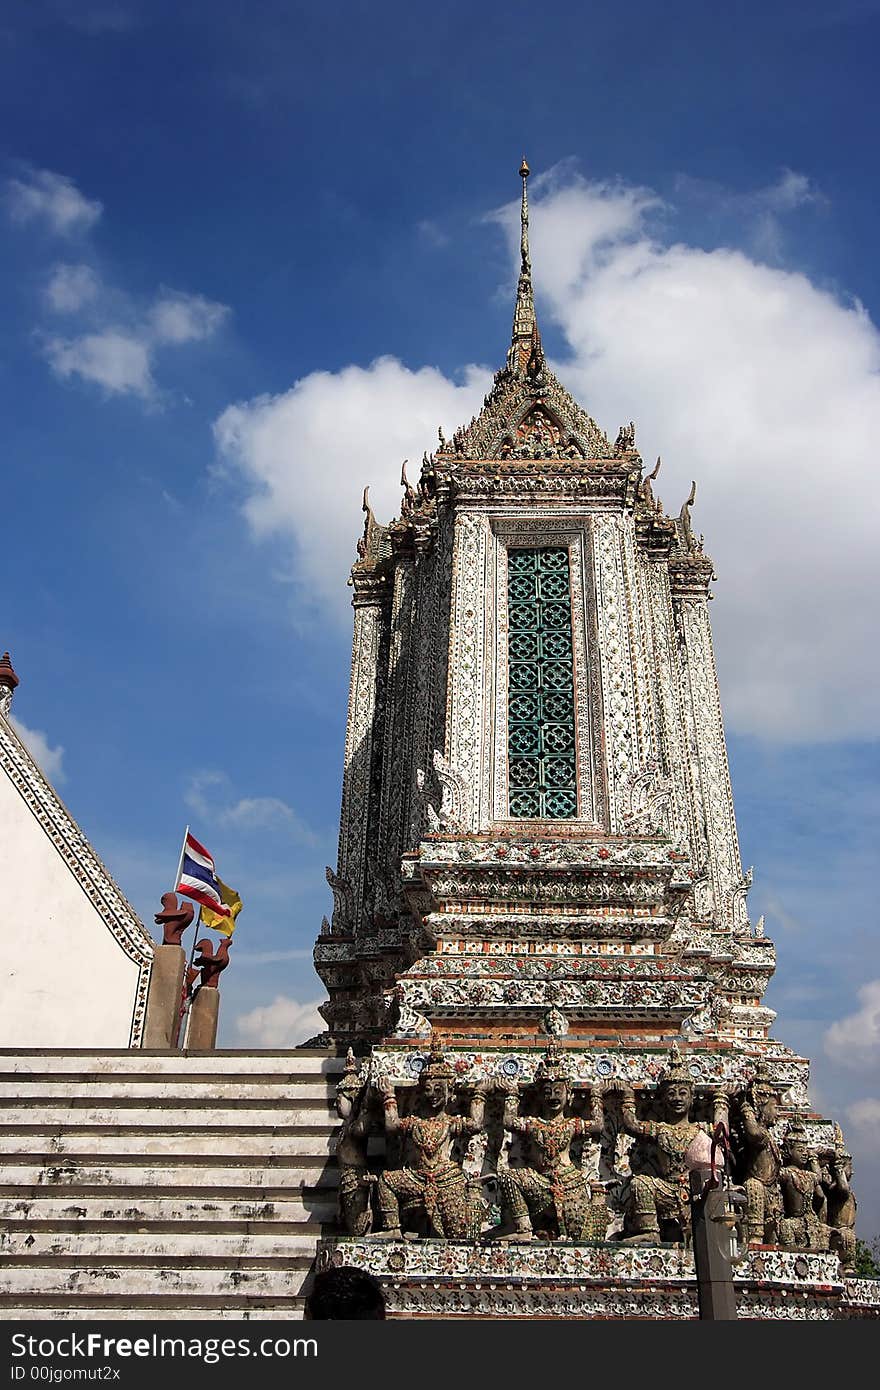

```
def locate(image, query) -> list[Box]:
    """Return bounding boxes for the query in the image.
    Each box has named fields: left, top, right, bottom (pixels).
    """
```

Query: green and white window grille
left=506, top=547, right=577, bottom=819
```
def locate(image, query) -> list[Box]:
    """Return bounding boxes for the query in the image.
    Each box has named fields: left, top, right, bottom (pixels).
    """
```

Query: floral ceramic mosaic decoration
left=312, top=165, right=876, bottom=1319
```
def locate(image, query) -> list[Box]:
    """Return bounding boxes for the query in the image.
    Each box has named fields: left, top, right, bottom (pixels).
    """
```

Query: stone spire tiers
left=311, top=165, right=874, bottom=1319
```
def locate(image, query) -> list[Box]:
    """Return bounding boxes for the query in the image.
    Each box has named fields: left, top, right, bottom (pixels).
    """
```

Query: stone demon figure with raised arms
left=822, top=1146, right=857, bottom=1267
left=375, top=1045, right=486, bottom=1240
left=334, top=1048, right=375, bottom=1237
left=779, top=1122, right=831, bottom=1252
left=497, top=1043, right=605, bottom=1242
left=609, top=1046, right=725, bottom=1244
left=729, top=1061, right=782, bottom=1246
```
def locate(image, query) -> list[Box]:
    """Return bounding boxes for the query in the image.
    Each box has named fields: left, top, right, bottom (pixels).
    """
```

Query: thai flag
left=176, top=831, right=232, bottom=918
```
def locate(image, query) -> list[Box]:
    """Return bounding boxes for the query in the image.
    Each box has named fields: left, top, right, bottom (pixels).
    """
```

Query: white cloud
left=215, top=165, right=880, bottom=740
left=222, top=796, right=316, bottom=840
left=43, top=329, right=154, bottom=398
left=6, top=168, right=102, bottom=236
left=214, top=357, right=490, bottom=618
left=10, top=717, right=65, bottom=783
left=39, top=289, right=229, bottom=400
left=184, top=770, right=319, bottom=845
left=234, top=949, right=314, bottom=966
left=760, top=168, right=820, bottom=212
left=502, top=170, right=880, bottom=740
left=149, top=291, right=230, bottom=344
left=45, top=263, right=100, bottom=313
left=825, top=981, right=880, bottom=1071
left=671, top=168, right=825, bottom=262
left=11, top=171, right=229, bottom=402
left=846, top=1097, right=880, bottom=1140
left=234, top=994, right=325, bottom=1046
left=416, top=219, right=449, bottom=248
left=184, top=770, right=226, bottom=816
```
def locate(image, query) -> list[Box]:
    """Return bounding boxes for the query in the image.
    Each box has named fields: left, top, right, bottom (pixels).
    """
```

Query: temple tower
left=314, top=160, right=784, bottom=1085
left=307, top=165, right=873, bottom=1317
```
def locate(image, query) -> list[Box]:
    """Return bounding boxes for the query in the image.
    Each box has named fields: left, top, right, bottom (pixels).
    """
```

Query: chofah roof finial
left=677, top=480, right=701, bottom=554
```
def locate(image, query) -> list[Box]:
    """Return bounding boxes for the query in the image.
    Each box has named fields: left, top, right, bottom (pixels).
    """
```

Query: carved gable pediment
left=444, top=366, right=612, bottom=463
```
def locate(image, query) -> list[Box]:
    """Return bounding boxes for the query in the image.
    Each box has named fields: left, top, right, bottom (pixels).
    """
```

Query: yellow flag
left=200, top=879, right=242, bottom=938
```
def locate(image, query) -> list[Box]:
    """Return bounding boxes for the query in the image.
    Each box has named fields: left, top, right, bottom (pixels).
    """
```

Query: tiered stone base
left=317, top=1238, right=880, bottom=1320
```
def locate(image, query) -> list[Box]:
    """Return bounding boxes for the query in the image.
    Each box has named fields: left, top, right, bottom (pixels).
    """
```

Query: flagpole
left=174, top=825, right=194, bottom=1051
left=181, top=904, right=202, bottom=1050
left=174, top=824, right=189, bottom=899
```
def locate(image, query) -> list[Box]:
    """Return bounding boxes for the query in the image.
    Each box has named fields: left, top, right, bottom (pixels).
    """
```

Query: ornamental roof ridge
left=437, top=360, right=615, bottom=463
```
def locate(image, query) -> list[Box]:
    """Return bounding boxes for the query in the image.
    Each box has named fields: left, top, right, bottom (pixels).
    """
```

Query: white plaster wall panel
left=0, top=715, right=152, bottom=1046
left=0, top=761, right=144, bottom=1048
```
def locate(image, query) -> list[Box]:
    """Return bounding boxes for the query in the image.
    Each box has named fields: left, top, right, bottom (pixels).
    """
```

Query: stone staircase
left=0, top=1049, right=343, bottom=1320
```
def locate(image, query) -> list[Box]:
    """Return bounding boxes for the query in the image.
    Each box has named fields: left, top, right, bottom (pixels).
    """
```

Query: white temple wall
left=0, top=766, right=144, bottom=1048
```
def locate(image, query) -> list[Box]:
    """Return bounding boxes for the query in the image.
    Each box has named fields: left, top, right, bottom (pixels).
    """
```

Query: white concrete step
left=0, top=1194, right=337, bottom=1225
left=0, top=1160, right=338, bottom=1188
left=0, top=1263, right=313, bottom=1299
left=0, top=1079, right=336, bottom=1101
left=0, top=1050, right=345, bottom=1076
left=0, top=1131, right=338, bottom=1158
left=0, top=1230, right=325, bottom=1259
left=0, top=1104, right=335, bottom=1127
left=0, top=1302, right=308, bottom=1321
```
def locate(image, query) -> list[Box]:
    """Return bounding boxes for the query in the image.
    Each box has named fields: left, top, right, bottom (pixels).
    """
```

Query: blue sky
left=1, top=2, right=879, bottom=1237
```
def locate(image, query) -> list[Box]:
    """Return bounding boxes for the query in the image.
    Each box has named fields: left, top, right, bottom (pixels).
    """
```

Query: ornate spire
left=507, top=158, right=538, bottom=374
left=0, top=651, right=18, bottom=719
